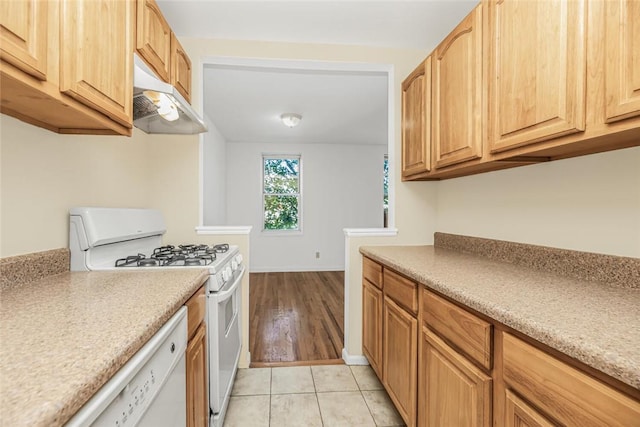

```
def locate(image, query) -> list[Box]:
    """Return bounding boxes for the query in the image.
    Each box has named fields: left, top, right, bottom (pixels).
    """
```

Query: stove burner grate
left=115, top=243, right=229, bottom=268
left=115, top=254, right=146, bottom=267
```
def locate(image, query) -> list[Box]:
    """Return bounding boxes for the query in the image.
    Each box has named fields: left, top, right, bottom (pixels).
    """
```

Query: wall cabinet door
left=137, top=0, right=172, bottom=83
left=362, top=279, right=383, bottom=378
left=605, top=0, right=640, bottom=123
left=187, top=322, right=208, bottom=427
left=171, top=33, right=192, bottom=103
left=402, top=57, right=431, bottom=178
left=488, top=0, right=587, bottom=153
left=0, top=0, right=47, bottom=80
left=419, top=328, right=492, bottom=427
left=60, top=0, right=133, bottom=127
left=432, top=5, right=483, bottom=169
left=383, top=296, right=417, bottom=427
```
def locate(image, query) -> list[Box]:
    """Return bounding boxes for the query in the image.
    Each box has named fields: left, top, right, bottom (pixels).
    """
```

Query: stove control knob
left=231, top=260, right=238, bottom=271
left=235, top=254, right=243, bottom=265
left=225, top=266, right=233, bottom=278
left=221, top=270, right=230, bottom=282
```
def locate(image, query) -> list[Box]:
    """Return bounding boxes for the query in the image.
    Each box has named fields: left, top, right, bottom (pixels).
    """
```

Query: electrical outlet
left=315, top=251, right=320, bottom=259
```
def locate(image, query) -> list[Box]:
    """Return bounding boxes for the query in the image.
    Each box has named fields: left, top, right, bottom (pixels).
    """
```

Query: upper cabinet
left=604, top=0, right=640, bottom=123
left=0, top=0, right=133, bottom=135
left=136, top=0, right=172, bottom=82
left=60, top=0, right=133, bottom=128
left=432, top=5, right=483, bottom=169
left=171, top=33, right=192, bottom=103
left=137, top=0, right=192, bottom=103
left=401, top=0, right=640, bottom=181
left=1, top=0, right=195, bottom=136
left=488, top=0, right=587, bottom=153
left=402, top=58, right=431, bottom=179
left=0, top=0, right=47, bottom=80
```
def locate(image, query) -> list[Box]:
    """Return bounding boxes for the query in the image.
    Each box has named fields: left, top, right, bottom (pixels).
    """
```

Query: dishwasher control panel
left=66, top=308, right=188, bottom=427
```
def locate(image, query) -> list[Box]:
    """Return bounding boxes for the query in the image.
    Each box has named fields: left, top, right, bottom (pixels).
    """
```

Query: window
left=262, top=155, right=301, bottom=231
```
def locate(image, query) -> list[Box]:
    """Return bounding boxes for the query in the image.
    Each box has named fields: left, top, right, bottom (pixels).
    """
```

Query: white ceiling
left=203, top=66, right=388, bottom=145
left=157, top=1, right=478, bottom=51
left=157, top=1, right=477, bottom=146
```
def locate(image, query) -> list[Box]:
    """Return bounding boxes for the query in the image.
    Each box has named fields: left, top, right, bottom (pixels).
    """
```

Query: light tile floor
left=224, top=365, right=405, bottom=427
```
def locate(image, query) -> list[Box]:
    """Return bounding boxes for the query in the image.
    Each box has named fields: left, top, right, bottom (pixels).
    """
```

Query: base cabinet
left=362, top=279, right=383, bottom=378
left=185, top=286, right=208, bottom=427
left=502, top=332, right=640, bottom=427
left=186, top=323, right=208, bottom=427
left=504, top=389, right=555, bottom=427
left=362, top=255, right=640, bottom=427
left=383, top=296, right=417, bottom=427
left=419, top=328, right=492, bottom=427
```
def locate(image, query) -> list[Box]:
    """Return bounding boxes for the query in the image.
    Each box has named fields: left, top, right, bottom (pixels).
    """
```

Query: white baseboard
left=250, top=266, right=344, bottom=273
left=342, top=348, right=369, bottom=365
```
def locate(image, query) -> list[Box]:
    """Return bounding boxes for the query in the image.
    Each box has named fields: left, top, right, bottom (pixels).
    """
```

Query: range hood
left=133, top=55, right=207, bottom=135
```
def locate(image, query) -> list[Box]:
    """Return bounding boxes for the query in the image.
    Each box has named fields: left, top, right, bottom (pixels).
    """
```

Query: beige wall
left=0, top=115, right=153, bottom=257
left=436, top=147, right=640, bottom=258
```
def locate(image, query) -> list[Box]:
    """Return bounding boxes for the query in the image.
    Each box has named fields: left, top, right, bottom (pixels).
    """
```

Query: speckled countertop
left=0, top=269, right=209, bottom=427
left=360, top=245, right=640, bottom=390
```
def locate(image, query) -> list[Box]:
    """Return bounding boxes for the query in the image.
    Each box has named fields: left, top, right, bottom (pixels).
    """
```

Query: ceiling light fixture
left=280, top=113, right=302, bottom=128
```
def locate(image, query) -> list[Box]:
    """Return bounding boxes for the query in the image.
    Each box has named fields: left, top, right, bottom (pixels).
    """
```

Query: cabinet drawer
left=503, top=333, right=640, bottom=426
left=186, top=285, right=206, bottom=339
left=423, top=289, right=492, bottom=370
left=363, top=257, right=382, bottom=289
left=384, top=269, right=418, bottom=314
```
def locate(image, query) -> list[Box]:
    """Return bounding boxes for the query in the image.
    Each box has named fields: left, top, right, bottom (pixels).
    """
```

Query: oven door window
left=220, top=290, right=237, bottom=336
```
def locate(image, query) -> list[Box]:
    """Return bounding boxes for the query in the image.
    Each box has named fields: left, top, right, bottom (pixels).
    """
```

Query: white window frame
left=261, top=154, right=303, bottom=234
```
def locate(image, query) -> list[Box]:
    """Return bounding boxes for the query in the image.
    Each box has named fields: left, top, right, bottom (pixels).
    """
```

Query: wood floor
left=249, top=271, right=345, bottom=367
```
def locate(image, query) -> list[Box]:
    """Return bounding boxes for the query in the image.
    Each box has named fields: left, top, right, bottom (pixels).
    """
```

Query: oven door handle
left=215, top=267, right=244, bottom=303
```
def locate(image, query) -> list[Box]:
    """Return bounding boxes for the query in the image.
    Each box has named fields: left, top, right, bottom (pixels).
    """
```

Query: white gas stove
left=69, top=207, right=243, bottom=427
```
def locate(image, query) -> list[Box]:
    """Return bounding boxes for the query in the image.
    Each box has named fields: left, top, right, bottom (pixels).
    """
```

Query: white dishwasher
left=66, top=307, right=188, bottom=427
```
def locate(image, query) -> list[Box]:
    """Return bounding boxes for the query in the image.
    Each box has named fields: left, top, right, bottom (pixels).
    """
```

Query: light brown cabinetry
left=502, top=332, right=640, bottom=427
left=362, top=255, right=640, bottom=427
left=402, top=58, right=431, bottom=179
left=185, top=286, right=208, bottom=427
left=361, top=259, right=418, bottom=427
left=504, top=389, right=555, bottom=427
left=432, top=4, right=483, bottom=169
left=488, top=0, right=587, bottom=153
left=171, top=33, right=192, bottom=103
left=401, top=0, right=640, bottom=181
left=0, top=0, right=133, bottom=135
left=362, top=279, right=383, bottom=377
left=383, top=296, right=417, bottom=427
left=419, top=328, right=492, bottom=427
left=0, top=0, right=47, bottom=80
left=136, top=0, right=193, bottom=103
left=418, top=289, right=492, bottom=427
left=60, top=0, right=133, bottom=127
left=605, top=0, right=640, bottom=123
left=136, top=0, right=171, bottom=82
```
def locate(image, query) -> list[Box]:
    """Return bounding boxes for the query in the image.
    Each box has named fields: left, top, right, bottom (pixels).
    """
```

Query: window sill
left=196, top=226, right=253, bottom=235
left=261, top=229, right=303, bottom=237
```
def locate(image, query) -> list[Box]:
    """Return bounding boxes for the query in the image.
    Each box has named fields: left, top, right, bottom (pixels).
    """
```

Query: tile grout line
left=350, top=366, right=380, bottom=427
left=310, top=366, right=325, bottom=427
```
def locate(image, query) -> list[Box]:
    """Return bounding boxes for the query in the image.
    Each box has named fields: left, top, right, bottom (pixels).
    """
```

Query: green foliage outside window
left=263, top=157, right=300, bottom=230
